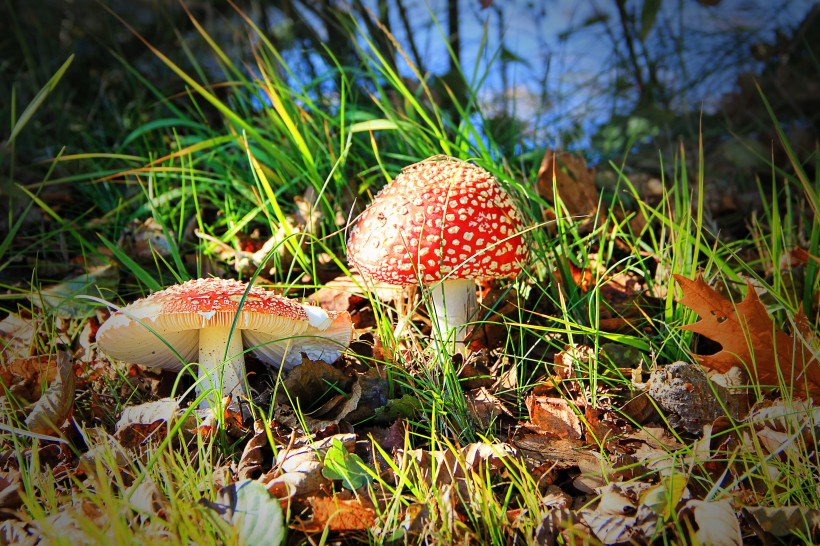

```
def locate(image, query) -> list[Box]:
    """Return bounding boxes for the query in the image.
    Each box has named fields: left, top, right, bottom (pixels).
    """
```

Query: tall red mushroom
left=96, top=278, right=353, bottom=408
left=347, top=156, right=527, bottom=352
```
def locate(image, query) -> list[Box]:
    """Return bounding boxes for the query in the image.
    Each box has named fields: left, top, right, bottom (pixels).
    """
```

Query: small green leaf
left=321, top=438, right=371, bottom=490
left=374, top=394, right=422, bottom=424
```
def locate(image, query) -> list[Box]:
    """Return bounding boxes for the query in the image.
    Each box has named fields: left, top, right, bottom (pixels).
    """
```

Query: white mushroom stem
left=197, top=324, right=246, bottom=409
left=429, top=278, right=478, bottom=354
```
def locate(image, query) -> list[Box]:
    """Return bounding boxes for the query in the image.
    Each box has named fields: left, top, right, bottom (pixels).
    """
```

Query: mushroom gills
left=243, top=312, right=353, bottom=370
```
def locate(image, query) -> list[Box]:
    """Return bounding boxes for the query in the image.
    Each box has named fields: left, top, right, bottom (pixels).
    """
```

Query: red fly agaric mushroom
left=96, top=278, right=353, bottom=408
left=347, top=156, right=527, bottom=352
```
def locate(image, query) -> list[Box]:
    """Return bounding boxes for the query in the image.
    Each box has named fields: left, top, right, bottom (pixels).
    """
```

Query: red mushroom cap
left=347, top=156, right=527, bottom=285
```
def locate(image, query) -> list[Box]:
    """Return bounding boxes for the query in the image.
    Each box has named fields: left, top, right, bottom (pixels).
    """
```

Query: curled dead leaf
left=525, top=395, right=583, bottom=441
left=25, top=352, right=75, bottom=435
left=238, top=420, right=268, bottom=480
left=681, top=499, right=741, bottom=546
left=537, top=150, right=599, bottom=221
left=114, top=398, right=195, bottom=447
left=294, top=494, right=376, bottom=533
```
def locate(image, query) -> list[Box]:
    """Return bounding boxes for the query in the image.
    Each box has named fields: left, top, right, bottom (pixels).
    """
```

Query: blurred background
left=2, top=0, right=816, bottom=162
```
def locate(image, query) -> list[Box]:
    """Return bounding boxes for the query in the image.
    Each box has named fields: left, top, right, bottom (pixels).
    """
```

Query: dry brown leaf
left=465, top=387, right=514, bottom=429
left=117, top=217, right=174, bottom=262
left=0, top=313, right=38, bottom=364
left=114, top=398, right=195, bottom=448
left=525, top=395, right=583, bottom=441
left=127, top=479, right=169, bottom=519
left=537, top=150, right=599, bottom=219
left=296, top=495, right=376, bottom=533
left=675, top=274, right=820, bottom=397
left=1, top=354, right=58, bottom=403
left=238, top=420, right=268, bottom=480
left=580, top=481, right=659, bottom=544
left=78, top=432, right=132, bottom=477
left=265, top=465, right=328, bottom=500
left=745, top=505, right=820, bottom=538
left=263, top=434, right=353, bottom=499
left=396, top=442, right=517, bottom=488
left=681, top=499, right=742, bottom=546
left=0, top=470, right=22, bottom=511
left=0, top=519, right=36, bottom=545
left=25, top=352, right=75, bottom=435
left=34, top=500, right=112, bottom=544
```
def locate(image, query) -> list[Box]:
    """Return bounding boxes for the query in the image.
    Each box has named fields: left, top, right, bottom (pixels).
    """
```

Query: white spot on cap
left=304, top=306, right=331, bottom=329
left=198, top=310, right=216, bottom=321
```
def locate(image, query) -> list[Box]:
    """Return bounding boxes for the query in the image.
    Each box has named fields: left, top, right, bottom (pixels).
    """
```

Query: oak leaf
left=674, top=274, right=820, bottom=397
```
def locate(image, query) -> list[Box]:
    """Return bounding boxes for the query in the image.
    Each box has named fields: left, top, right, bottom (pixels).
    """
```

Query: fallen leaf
left=745, top=505, right=820, bottom=538
left=78, top=432, right=132, bottom=477
left=537, top=150, right=599, bottom=221
left=467, top=286, right=519, bottom=351
left=127, top=479, right=169, bottom=519
left=509, top=432, right=598, bottom=469
left=33, top=500, right=111, bottom=544
left=457, top=357, right=494, bottom=390
left=640, top=473, right=688, bottom=519
left=396, top=442, right=517, bottom=488
left=273, top=358, right=364, bottom=432
left=276, top=359, right=353, bottom=406
left=525, top=395, right=583, bottom=441
left=321, top=438, right=372, bottom=490
left=238, top=420, right=268, bottom=480
left=0, top=313, right=38, bottom=363
left=263, top=434, right=354, bottom=499
left=675, top=274, right=820, bottom=397
left=114, top=398, right=195, bottom=447
left=1, top=354, right=59, bottom=403
left=0, top=519, right=35, bottom=544
left=296, top=495, right=376, bottom=533
left=580, top=481, right=656, bottom=544
left=681, top=499, right=741, bottom=546
left=25, top=352, right=75, bottom=435
left=265, top=463, right=327, bottom=500
left=0, top=470, right=22, bottom=511
left=465, top=387, right=515, bottom=429
left=202, top=480, right=285, bottom=546
left=117, top=217, right=174, bottom=262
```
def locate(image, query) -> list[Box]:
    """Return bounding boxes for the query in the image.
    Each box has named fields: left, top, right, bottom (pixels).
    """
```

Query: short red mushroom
left=96, top=278, right=353, bottom=408
left=347, top=156, right=527, bottom=352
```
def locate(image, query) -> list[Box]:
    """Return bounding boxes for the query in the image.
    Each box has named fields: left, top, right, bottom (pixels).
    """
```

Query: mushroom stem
left=429, top=278, right=478, bottom=354
left=197, top=324, right=246, bottom=409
